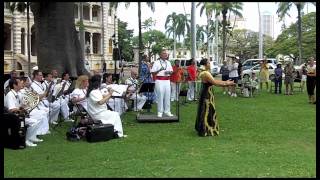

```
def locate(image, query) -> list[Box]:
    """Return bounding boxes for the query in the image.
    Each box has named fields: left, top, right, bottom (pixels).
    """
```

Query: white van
left=242, top=58, right=278, bottom=71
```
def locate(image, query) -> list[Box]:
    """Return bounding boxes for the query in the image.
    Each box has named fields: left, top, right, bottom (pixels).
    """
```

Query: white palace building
left=4, top=2, right=118, bottom=75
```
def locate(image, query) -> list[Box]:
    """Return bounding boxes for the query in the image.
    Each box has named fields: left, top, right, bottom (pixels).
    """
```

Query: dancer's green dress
left=195, top=71, right=219, bottom=137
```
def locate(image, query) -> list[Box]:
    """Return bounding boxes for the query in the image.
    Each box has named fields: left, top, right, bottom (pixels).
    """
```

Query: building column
left=13, top=12, right=22, bottom=70
left=24, top=31, right=28, bottom=56
left=100, top=36, right=103, bottom=55
left=89, top=32, right=93, bottom=54
left=89, top=4, right=92, bottom=22
left=102, top=2, right=109, bottom=61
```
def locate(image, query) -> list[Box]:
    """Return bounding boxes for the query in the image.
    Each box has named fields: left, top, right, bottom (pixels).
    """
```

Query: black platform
left=136, top=114, right=179, bottom=123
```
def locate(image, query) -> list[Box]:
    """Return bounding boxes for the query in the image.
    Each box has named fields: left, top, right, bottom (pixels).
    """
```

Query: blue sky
left=117, top=2, right=316, bottom=39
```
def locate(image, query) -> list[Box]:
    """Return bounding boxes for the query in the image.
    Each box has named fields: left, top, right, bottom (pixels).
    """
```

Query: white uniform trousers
left=25, top=115, right=42, bottom=141
left=47, top=100, right=61, bottom=124
left=88, top=110, right=124, bottom=137
left=107, top=98, right=128, bottom=116
left=130, top=93, right=147, bottom=111
left=33, top=103, right=50, bottom=135
left=187, top=81, right=196, bottom=101
left=59, top=95, right=70, bottom=119
left=170, top=82, right=181, bottom=101
left=155, top=79, right=171, bottom=114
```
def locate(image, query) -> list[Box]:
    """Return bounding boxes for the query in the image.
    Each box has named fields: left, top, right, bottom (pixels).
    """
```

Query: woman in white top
left=71, top=75, right=89, bottom=111
left=86, top=75, right=126, bottom=138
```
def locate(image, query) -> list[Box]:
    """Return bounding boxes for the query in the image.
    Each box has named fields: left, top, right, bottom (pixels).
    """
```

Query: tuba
left=20, top=88, right=40, bottom=114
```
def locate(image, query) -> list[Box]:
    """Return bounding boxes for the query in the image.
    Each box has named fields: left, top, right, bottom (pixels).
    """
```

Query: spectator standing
left=274, top=63, right=283, bottom=94
left=306, top=57, right=316, bottom=103
left=187, top=59, right=197, bottom=101
left=283, top=61, right=294, bottom=95
left=259, top=58, right=269, bottom=91
left=220, top=60, right=230, bottom=95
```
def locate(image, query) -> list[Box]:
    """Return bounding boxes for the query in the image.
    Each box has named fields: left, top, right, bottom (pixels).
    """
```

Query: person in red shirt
left=187, top=59, right=197, bottom=101
left=170, top=60, right=184, bottom=101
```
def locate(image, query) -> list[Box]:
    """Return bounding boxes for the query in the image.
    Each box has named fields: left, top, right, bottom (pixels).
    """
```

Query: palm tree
left=276, top=2, right=316, bottom=65
left=165, top=13, right=190, bottom=58
left=110, top=2, right=155, bottom=76
left=197, top=2, right=218, bottom=58
left=218, top=2, right=243, bottom=61
left=165, top=12, right=178, bottom=58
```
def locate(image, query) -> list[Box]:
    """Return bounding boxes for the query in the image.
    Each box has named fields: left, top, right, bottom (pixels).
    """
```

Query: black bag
left=66, top=127, right=87, bottom=141
left=3, top=112, right=27, bottom=149
left=86, top=124, right=115, bottom=143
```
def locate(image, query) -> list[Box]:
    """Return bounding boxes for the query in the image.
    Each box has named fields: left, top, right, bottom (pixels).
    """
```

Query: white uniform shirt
left=71, top=88, right=88, bottom=109
left=4, top=89, right=20, bottom=110
left=31, top=80, right=46, bottom=95
left=4, top=79, right=10, bottom=90
left=125, top=77, right=138, bottom=92
left=87, top=89, right=108, bottom=115
left=151, top=59, right=173, bottom=77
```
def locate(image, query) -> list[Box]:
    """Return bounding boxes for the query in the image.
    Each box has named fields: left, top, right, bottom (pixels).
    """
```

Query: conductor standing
left=151, top=49, right=173, bottom=118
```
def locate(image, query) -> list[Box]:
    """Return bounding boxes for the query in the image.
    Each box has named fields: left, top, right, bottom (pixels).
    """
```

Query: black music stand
left=138, top=83, right=155, bottom=113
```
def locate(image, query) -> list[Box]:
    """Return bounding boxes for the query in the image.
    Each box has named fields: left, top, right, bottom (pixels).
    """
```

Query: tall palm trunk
left=297, top=4, right=302, bottom=65
left=191, top=2, right=196, bottom=59
left=27, top=2, right=31, bottom=76
left=207, top=14, right=211, bottom=58
left=79, top=2, right=85, bottom=62
left=138, top=2, right=143, bottom=76
left=222, top=9, right=227, bottom=61
left=30, top=2, right=88, bottom=76
left=173, top=30, right=176, bottom=58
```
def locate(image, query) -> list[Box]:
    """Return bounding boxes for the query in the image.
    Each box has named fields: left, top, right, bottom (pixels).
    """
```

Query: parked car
left=242, top=58, right=278, bottom=71
left=242, top=63, right=278, bottom=80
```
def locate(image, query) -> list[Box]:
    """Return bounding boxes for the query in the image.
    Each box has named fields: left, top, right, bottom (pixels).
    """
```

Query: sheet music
left=101, top=84, right=128, bottom=97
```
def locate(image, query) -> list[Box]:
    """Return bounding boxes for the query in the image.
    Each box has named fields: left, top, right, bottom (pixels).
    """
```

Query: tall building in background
left=229, top=15, right=247, bottom=30
left=3, top=2, right=118, bottom=74
left=262, top=11, right=274, bottom=39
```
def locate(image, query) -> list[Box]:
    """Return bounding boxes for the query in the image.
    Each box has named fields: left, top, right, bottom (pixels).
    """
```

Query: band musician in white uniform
left=125, top=69, right=147, bottom=111
left=4, top=78, right=42, bottom=147
left=151, top=49, right=174, bottom=117
left=87, top=75, right=126, bottom=138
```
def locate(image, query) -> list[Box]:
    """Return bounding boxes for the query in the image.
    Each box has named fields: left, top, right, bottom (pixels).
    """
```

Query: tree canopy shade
left=265, top=12, right=316, bottom=63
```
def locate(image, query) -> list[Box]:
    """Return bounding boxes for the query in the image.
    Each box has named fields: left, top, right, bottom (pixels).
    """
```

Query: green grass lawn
left=4, top=85, right=316, bottom=178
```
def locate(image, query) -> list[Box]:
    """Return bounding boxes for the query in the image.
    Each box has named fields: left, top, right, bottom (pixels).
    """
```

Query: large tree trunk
left=30, top=2, right=89, bottom=77
left=222, top=9, right=227, bottom=61
left=138, top=2, right=142, bottom=76
left=297, top=5, right=302, bottom=65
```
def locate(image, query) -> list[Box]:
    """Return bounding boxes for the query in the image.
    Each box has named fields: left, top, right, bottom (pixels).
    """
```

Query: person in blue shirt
left=139, top=55, right=156, bottom=103
left=274, top=63, right=283, bottom=94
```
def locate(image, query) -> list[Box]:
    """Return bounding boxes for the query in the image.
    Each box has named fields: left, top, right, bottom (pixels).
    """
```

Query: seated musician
left=31, top=70, right=60, bottom=135
left=57, top=72, right=74, bottom=122
left=43, top=73, right=62, bottom=125
left=4, top=78, right=42, bottom=147
left=71, top=75, right=89, bottom=112
left=86, top=75, right=126, bottom=138
left=101, top=73, right=128, bottom=115
left=125, top=69, right=147, bottom=111
left=19, top=77, right=49, bottom=137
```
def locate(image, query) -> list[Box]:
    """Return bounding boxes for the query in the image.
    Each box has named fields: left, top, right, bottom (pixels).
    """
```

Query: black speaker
left=113, top=48, right=120, bottom=61
left=4, top=112, right=27, bottom=150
